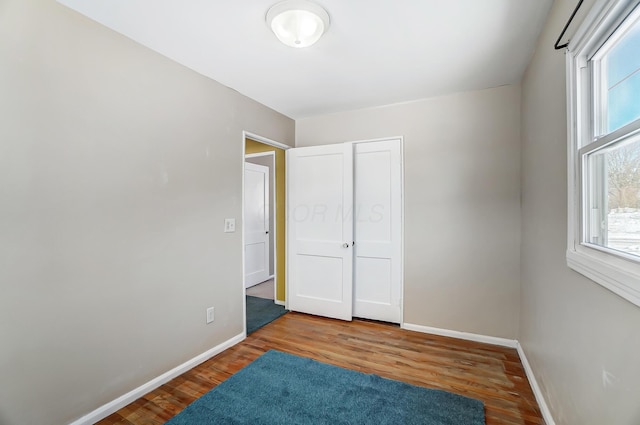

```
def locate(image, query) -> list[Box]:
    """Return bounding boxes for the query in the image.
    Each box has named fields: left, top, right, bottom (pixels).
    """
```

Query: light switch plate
left=224, top=218, right=235, bottom=233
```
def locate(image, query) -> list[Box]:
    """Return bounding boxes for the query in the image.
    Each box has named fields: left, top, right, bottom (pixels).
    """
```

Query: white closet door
left=244, top=162, right=270, bottom=288
left=353, top=139, right=402, bottom=323
left=287, top=143, right=354, bottom=321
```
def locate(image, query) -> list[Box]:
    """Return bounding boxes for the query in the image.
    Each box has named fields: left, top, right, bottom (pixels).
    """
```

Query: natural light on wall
left=266, top=0, right=330, bottom=48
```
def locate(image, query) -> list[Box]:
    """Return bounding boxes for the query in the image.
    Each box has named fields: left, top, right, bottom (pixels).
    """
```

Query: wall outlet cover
left=224, top=218, right=235, bottom=233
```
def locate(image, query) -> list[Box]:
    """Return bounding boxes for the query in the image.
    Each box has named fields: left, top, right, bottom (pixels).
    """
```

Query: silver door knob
left=342, top=242, right=350, bottom=248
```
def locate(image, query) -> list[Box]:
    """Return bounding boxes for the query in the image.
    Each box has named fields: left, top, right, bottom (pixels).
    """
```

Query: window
left=567, top=0, right=640, bottom=306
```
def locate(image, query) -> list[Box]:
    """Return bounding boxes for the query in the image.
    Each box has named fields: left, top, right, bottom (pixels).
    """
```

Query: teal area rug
left=246, top=296, right=287, bottom=335
left=166, top=350, right=485, bottom=425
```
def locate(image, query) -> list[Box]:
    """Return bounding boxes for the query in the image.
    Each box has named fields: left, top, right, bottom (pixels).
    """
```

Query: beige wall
left=7, top=0, right=639, bottom=424
left=520, top=1, right=640, bottom=424
left=0, top=1, right=294, bottom=424
left=296, top=85, right=522, bottom=339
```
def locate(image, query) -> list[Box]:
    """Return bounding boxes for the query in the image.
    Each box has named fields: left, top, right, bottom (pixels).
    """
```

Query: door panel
left=355, top=257, right=392, bottom=304
left=353, top=140, right=402, bottom=323
left=244, top=162, right=270, bottom=288
left=297, top=255, right=345, bottom=301
left=287, top=144, right=353, bottom=321
left=356, top=149, right=392, bottom=241
left=291, top=154, right=345, bottom=241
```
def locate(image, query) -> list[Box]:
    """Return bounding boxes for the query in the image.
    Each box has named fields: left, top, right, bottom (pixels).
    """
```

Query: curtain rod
left=555, top=0, right=585, bottom=50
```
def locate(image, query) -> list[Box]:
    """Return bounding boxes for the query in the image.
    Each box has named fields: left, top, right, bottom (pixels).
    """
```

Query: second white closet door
left=353, top=139, right=402, bottom=324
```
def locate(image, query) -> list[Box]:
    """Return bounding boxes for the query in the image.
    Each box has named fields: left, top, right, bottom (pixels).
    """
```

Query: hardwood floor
left=97, top=312, right=543, bottom=425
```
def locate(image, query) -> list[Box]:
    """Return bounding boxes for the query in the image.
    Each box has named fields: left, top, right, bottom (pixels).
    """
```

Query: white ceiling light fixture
left=266, top=0, right=330, bottom=48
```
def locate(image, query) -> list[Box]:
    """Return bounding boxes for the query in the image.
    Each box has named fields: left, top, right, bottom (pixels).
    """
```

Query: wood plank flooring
left=97, top=312, right=543, bottom=425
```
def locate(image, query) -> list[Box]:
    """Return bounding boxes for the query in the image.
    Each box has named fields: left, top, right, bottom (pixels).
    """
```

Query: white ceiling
left=57, top=0, right=553, bottom=119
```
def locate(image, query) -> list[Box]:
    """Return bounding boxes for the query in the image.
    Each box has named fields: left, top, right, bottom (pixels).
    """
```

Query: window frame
left=567, top=0, right=640, bottom=307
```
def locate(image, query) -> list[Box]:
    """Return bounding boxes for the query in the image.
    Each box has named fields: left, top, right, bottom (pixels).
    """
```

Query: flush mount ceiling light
left=266, top=0, right=330, bottom=48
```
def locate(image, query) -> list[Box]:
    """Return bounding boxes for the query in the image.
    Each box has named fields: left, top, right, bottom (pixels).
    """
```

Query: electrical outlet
left=206, top=307, right=215, bottom=324
left=224, top=218, right=235, bottom=233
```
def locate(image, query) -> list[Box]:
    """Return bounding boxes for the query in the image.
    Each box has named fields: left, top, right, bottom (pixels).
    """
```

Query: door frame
left=241, top=131, right=291, bottom=337
left=245, top=152, right=276, bottom=290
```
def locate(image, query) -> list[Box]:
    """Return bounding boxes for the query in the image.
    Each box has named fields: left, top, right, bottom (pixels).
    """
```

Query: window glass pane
left=608, top=71, right=640, bottom=132
left=606, top=13, right=640, bottom=132
left=585, top=136, right=640, bottom=258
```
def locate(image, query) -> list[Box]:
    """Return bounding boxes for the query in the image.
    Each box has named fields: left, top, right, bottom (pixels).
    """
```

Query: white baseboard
left=274, top=299, right=285, bottom=306
left=401, top=322, right=518, bottom=348
left=69, top=332, right=245, bottom=425
left=516, top=342, right=556, bottom=425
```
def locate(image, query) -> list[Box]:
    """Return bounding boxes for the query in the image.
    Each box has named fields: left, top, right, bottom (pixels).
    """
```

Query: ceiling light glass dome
left=266, top=0, right=330, bottom=48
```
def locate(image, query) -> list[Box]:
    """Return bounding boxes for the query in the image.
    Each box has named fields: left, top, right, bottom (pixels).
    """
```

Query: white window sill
left=567, top=248, right=640, bottom=307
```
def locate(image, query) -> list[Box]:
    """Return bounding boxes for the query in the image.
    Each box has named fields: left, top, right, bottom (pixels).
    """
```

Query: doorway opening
left=242, top=132, right=289, bottom=336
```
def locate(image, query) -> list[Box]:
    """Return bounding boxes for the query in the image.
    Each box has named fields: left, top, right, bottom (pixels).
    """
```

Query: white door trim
left=245, top=152, right=275, bottom=160
left=244, top=131, right=291, bottom=150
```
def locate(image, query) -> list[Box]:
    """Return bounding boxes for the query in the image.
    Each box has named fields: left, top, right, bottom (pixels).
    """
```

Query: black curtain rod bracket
left=555, top=0, right=585, bottom=50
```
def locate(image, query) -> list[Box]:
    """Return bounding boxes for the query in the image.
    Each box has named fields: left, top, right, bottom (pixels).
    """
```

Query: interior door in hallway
left=286, top=143, right=354, bottom=321
left=353, top=139, right=402, bottom=323
left=244, top=162, right=270, bottom=288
